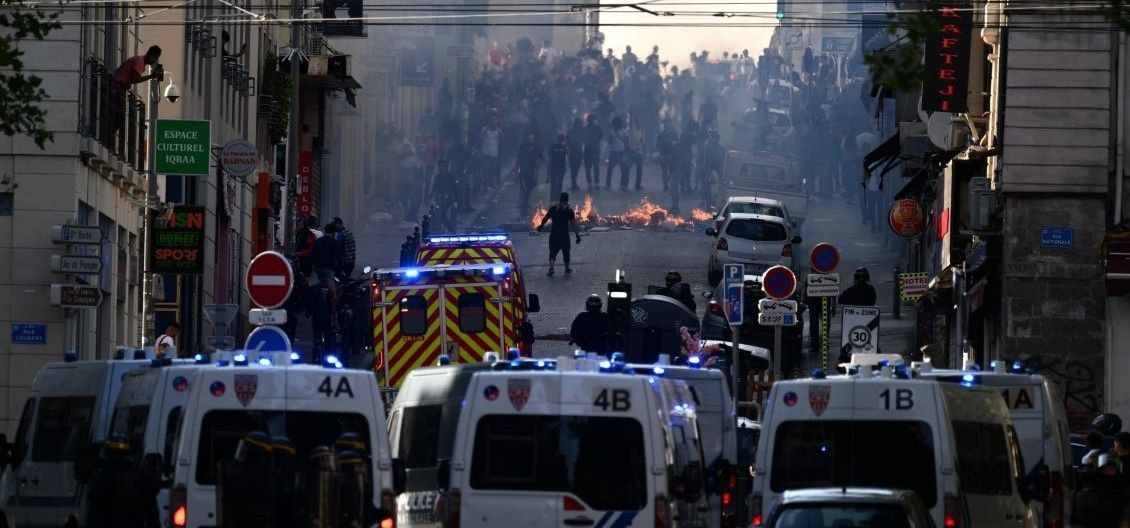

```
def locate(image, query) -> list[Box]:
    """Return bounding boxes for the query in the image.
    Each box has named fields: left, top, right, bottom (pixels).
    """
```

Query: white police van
left=438, top=357, right=711, bottom=527
left=0, top=354, right=175, bottom=528
left=168, top=353, right=396, bottom=528
left=388, top=362, right=494, bottom=527
left=751, top=367, right=1039, bottom=528
left=916, top=360, right=1075, bottom=528
left=626, top=363, right=738, bottom=528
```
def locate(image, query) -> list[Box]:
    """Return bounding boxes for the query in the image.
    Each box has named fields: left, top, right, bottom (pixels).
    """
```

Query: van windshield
left=195, top=410, right=370, bottom=485
left=470, top=415, right=647, bottom=511
left=770, top=421, right=937, bottom=508
left=773, top=504, right=913, bottom=528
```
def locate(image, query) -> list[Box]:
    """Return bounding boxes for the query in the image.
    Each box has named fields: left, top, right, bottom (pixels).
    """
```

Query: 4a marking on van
left=1000, top=387, right=1035, bottom=410
left=317, top=376, right=355, bottom=398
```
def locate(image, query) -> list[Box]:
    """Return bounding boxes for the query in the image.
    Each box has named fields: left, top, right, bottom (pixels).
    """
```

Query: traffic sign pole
left=821, top=298, right=830, bottom=370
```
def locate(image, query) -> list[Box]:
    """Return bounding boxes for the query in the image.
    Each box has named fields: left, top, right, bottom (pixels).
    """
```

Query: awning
left=894, top=170, right=929, bottom=200
left=927, top=265, right=955, bottom=291
left=863, top=133, right=900, bottom=188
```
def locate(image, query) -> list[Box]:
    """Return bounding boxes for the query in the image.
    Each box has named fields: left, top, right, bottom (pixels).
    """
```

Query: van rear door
left=440, top=281, right=506, bottom=363
left=378, top=285, right=442, bottom=391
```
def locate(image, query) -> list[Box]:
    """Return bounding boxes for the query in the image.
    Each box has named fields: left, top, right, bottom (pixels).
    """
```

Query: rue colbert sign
left=155, top=119, right=211, bottom=176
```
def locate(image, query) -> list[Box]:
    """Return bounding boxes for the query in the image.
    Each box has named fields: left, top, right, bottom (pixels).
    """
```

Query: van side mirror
left=392, top=458, right=407, bottom=494
left=527, top=294, right=541, bottom=313
left=141, top=453, right=163, bottom=485
left=435, top=459, right=451, bottom=490
left=74, top=443, right=102, bottom=483
left=705, top=227, right=718, bottom=237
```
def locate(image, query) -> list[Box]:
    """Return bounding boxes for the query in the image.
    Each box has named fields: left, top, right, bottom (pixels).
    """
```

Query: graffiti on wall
left=1024, top=354, right=1101, bottom=427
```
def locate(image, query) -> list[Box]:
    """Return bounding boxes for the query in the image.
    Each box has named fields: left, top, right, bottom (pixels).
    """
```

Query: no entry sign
left=761, top=265, right=798, bottom=300
left=245, top=251, right=294, bottom=309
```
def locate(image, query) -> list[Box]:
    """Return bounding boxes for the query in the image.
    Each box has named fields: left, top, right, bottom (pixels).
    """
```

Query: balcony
left=80, top=58, right=147, bottom=174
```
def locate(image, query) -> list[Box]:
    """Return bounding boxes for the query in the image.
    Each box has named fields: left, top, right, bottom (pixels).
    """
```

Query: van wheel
left=708, top=268, right=722, bottom=287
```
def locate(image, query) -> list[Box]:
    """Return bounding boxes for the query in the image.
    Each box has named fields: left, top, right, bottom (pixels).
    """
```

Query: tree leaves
left=863, top=8, right=940, bottom=94
left=0, top=9, right=60, bottom=148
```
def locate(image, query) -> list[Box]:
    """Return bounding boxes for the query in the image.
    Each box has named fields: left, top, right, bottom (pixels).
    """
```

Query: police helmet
left=586, top=294, right=602, bottom=310
left=235, top=431, right=273, bottom=462
left=271, top=436, right=297, bottom=457
left=105, top=433, right=131, bottom=453
left=671, top=283, right=690, bottom=297
left=855, top=267, right=870, bottom=279
left=335, top=432, right=367, bottom=453
left=665, top=270, right=682, bottom=285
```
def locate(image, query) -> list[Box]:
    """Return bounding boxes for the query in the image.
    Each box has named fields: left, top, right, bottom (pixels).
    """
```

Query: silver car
left=706, top=213, right=801, bottom=286
left=762, top=488, right=936, bottom=528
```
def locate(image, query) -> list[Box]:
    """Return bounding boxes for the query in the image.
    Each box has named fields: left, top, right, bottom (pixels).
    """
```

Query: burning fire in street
left=531, top=195, right=713, bottom=231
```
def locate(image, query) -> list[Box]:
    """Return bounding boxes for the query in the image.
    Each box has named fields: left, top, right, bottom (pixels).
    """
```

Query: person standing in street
left=86, top=434, right=160, bottom=528
left=656, top=119, right=677, bottom=191
left=536, top=192, right=582, bottom=276
left=583, top=114, right=603, bottom=190
left=331, top=217, right=356, bottom=280
left=839, top=267, right=877, bottom=306
left=607, top=116, right=628, bottom=189
left=155, top=321, right=179, bottom=358
left=313, top=224, right=341, bottom=326
left=624, top=118, right=646, bottom=190
left=548, top=133, right=569, bottom=202
left=566, top=117, right=586, bottom=190
left=515, top=133, right=542, bottom=218
left=570, top=295, right=611, bottom=354
left=480, top=114, right=503, bottom=187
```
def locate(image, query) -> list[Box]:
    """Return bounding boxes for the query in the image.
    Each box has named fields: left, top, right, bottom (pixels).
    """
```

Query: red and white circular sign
left=245, top=251, right=294, bottom=309
left=889, top=199, right=927, bottom=238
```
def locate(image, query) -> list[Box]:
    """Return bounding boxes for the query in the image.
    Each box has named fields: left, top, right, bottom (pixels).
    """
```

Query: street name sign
left=52, top=225, right=101, bottom=244
left=51, top=255, right=103, bottom=274
left=50, top=284, right=103, bottom=308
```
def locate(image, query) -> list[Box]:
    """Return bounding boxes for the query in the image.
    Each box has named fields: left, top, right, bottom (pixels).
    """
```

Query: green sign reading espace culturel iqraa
left=155, top=119, right=211, bottom=176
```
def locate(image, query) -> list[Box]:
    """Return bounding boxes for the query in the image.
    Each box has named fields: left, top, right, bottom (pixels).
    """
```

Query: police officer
left=536, top=192, right=582, bottom=277
left=219, top=431, right=276, bottom=527
left=838, top=267, right=877, bottom=306
left=656, top=271, right=696, bottom=313
left=86, top=434, right=159, bottom=528
left=570, top=295, right=612, bottom=354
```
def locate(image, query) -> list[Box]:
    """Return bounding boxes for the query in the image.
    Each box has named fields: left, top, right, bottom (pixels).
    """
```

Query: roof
left=780, top=488, right=920, bottom=504
left=726, top=212, right=788, bottom=224
left=727, top=196, right=786, bottom=206
left=421, top=233, right=512, bottom=246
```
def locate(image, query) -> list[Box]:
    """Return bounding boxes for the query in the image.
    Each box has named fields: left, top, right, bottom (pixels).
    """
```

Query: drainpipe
left=1116, top=31, right=1125, bottom=224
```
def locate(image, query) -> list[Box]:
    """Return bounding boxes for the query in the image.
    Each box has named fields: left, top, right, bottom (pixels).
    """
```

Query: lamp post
left=140, top=70, right=178, bottom=348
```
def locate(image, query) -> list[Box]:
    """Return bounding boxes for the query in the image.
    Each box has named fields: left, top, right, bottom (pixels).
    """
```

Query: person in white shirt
left=155, top=322, right=179, bottom=358
left=480, top=115, right=503, bottom=187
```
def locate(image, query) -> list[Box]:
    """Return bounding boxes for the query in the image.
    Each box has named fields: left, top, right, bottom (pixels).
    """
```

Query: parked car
left=711, top=196, right=794, bottom=234
left=701, top=275, right=804, bottom=373
left=706, top=213, right=801, bottom=286
left=759, top=488, right=935, bottom=528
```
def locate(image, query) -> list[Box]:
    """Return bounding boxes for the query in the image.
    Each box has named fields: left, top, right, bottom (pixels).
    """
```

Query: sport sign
left=245, top=251, right=294, bottom=310
left=761, top=265, right=797, bottom=300
left=149, top=206, right=206, bottom=275
left=155, top=119, right=211, bottom=176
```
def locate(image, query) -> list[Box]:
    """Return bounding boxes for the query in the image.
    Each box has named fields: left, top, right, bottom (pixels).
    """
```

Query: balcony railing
left=82, top=57, right=147, bottom=172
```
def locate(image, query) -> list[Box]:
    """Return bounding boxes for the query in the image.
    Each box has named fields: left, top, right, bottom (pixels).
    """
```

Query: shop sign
left=889, top=199, right=927, bottom=238
left=220, top=139, right=258, bottom=179
left=155, top=119, right=211, bottom=176
left=297, top=150, right=313, bottom=217
left=149, top=206, right=206, bottom=275
left=922, top=0, right=973, bottom=113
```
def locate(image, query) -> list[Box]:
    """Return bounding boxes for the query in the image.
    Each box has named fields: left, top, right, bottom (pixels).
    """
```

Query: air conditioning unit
left=968, top=177, right=993, bottom=230
left=307, top=55, right=351, bottom=78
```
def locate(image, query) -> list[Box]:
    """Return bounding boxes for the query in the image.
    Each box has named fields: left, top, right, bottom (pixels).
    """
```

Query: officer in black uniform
left=570, top=295, right=612, bottom=354
left=219, top=431, right=276, bottom=527
left=536, top=192, right=582, bottom=277
left=86, top=434, right=159, bottom=528
left=656, top=270, right=697, bottom=313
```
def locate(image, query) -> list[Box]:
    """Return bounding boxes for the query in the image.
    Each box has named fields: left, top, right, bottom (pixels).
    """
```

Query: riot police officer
left=656, top=270, right=696, bottom=313
left=86, top=434, right=159, bottom=528
left=570, top=295, right=612, bottom=354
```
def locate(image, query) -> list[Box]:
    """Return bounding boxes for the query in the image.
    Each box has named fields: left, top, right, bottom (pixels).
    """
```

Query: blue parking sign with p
left=724, top=264, right=744, bottom=325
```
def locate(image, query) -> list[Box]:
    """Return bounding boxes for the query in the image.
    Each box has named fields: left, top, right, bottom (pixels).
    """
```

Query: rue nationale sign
left=155, top=119, right=211, bottom=176
left=149, top=206, right=206, bottom=274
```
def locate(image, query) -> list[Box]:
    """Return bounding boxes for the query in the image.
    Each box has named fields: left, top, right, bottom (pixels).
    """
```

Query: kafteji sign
left=149, top=206, right=206, bottom=274
left=922, top=0, right=972, bottom=113
left=155, top=119, right=211, bottom=176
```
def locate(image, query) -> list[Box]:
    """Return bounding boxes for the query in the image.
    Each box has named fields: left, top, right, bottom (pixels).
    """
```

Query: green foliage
left=0, top=9, right=61, bottom=148
left=261, top=52, right=291, bottom=144
left=863, top=7, right=940, bottom=93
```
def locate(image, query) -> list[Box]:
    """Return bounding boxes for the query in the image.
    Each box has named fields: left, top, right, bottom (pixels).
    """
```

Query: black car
left=701, top=276, right=805, bottom=374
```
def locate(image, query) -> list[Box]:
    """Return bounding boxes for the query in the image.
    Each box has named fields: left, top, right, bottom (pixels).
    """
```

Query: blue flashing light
left=1011, top=360, right=1025, bottom=373
left=64, top=351, right=78, bottom=363
left=610, top=352, right=625, bottom=363
left=438, top=354, right=452, bottom=366
left=233, top=353, right=249, bottom=366
left=194, top=353, right=209, bottom=365
left=536, top=360, right=546, bottom=369
left=961, top=373, right=977, bottom=387
left=812, top=368, right=827, bottom=379
left=216, top=360, right=230, bottom=367
left=133, top=349, right=148, bottom=360
left=323, top=354, right=342, bottom=369
left=507, top=348, right=522, bottom=360
left=653, top=366, right=666, bottom=376
left=877, top=360, right=890, bottom=368
left=404, top=269, right=420, bottom=279
left=491, top=266, right=506, bottom=275
left=819, top=444, right=829, bottom=453
left=510, top=359, right=522, bottom=368
left=258, top=357, right=272, bottom=366
left=290, top=352, right=301, bottom=363
left=599, top=360, right=613, bottom=370
left=687, top=355, right=702, bottom=369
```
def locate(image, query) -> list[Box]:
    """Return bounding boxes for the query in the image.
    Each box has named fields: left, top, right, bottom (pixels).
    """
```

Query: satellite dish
left=917, top=92, right=929, bottom=123
left=926, top=112, right=953, bottom=150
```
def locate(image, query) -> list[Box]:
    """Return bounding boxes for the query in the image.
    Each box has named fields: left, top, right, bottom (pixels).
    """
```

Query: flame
left=530, top=203, right=548, bottom=229
left=690, top=208, right=714, bottom=222
left=577, top=194, right=596, bottom=222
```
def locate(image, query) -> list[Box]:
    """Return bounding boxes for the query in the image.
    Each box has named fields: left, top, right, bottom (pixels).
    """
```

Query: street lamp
left=140, top=70, right=177, bottom=349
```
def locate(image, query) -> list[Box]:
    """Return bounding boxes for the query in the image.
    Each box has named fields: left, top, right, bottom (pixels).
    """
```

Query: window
left=399, top=295, right=427, bottom=336
left=471, top=415, right=647, bottom=510
left=770, top=420, right=937, bottom=507
left=725, top=218, right=787, bottom=241
left=738, top=163, right=786, bottom=183
left=12, top=398, right=36, bottom=467
left=730, top=203, right=785, bottom=219
left=952, top=421, right=1013, bottom=495
left=108, top=405, right=150, bottom=456
left=737, top=427, right=761, bottom=467
left=32, top=397, right=96, bottom=462
left=399, top=405, right=442, bottom=469
left=163, top=406, right=183, bottom=471
left=196, top=410, right=370, bottom=485
left=459, top=293, right=487, bottom=333
left=774, top=504, right=913, bottom=528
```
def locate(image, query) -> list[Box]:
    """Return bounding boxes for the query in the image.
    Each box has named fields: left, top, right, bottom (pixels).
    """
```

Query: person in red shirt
left=110, top=46, right=162, bottom=151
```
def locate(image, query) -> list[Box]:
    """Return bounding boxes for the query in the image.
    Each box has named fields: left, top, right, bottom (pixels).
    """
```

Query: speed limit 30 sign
left=841, top=305, right=880, bottom=356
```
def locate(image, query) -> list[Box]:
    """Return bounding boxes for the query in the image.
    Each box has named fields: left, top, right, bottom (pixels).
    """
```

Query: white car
left=706, top=213, right=801, bottom=285
left=711, top=196, right=795, bottom=233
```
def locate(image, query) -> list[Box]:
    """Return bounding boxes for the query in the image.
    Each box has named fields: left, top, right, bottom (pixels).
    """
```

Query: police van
left=388, top=361, right=494, bottom=527
left=168, top=353, right=396, bottom=528
left=751, top=368, right=1039, bottom=527
left=916, top=360, right=1074, bottom=528
left=438, top=358, right=712, bottom=527
left=0, top=355, right=174, bottom=528
left=627, top=363, right=739, bottom=528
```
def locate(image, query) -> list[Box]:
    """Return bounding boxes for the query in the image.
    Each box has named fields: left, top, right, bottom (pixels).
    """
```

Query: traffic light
left=606, top=270, right=633, bottom=347
left=776, top=0, right=785, bottom=20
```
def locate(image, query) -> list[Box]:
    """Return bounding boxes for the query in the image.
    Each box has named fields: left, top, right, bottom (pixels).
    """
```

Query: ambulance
left=626, top=363, right=739, bottom=528
left=168, top=353, right=396, bottom=528
left=916, top=360, right=1074, bottom=528
left=0, top=355, right=177, bottom=528
left=751, top=368, right=1039, bottom=528
left=370, top=262, right=539, bottom=399
left=437, top=358, right=712, bottom=527
left=414, top=233, right=539, bottom=354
